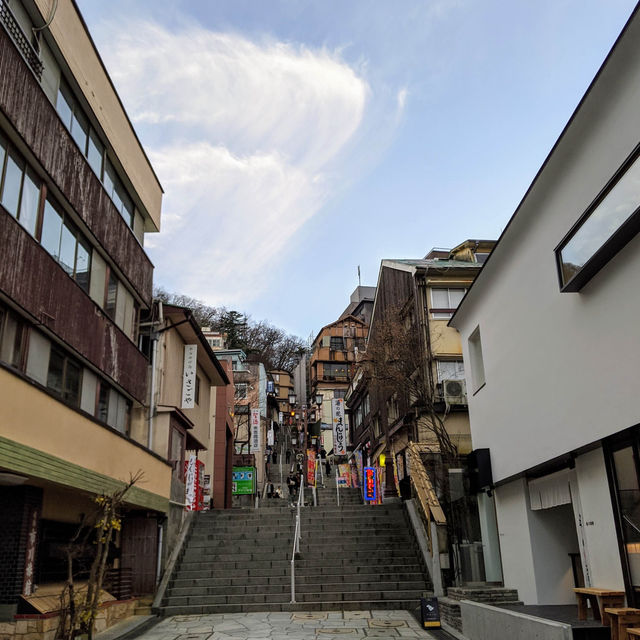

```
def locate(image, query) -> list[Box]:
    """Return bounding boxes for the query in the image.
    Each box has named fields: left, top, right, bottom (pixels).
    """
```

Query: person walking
left=287, top=473, right=297, bottom=503
left=285, top=449, right=291, bottom=465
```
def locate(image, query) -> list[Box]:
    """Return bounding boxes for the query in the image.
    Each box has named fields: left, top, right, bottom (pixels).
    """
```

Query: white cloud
left=97, top=21, right=370, bottom=304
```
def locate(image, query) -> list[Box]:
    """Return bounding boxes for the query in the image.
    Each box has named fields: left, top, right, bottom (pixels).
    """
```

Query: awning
left=528, top=469, right=571, bottom=510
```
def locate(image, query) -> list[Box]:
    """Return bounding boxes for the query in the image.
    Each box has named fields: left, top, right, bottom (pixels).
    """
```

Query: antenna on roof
left=357, top=265, right=361, bottom=287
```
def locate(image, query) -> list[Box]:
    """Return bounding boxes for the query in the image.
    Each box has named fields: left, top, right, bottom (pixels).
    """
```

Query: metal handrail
left=335, top=468, right=340, bottom=506
left=290, top=482, right=304, bottom=603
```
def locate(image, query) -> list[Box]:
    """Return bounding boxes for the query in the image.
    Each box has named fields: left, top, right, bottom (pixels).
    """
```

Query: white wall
left=494, top=479, right=538, bottom=604
left=452, top=10, right=640, bottom=483
left=575, top=448, right=625, bottom=590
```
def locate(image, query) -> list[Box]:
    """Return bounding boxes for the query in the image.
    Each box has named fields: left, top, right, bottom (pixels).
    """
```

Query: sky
left=77, top=0, right=637, bottom=340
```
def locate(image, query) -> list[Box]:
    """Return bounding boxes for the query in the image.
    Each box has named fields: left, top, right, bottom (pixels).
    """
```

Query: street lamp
left=315, top=392, right=324, bottom=406
left=288, top=392, right=297, bottom=406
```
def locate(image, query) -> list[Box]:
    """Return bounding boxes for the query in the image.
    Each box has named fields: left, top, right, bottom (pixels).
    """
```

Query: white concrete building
left=451, top=5, right=640, bottom=607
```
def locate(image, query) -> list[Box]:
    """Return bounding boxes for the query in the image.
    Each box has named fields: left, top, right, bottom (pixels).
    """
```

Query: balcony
left=0, top=0, right=43, bottom=79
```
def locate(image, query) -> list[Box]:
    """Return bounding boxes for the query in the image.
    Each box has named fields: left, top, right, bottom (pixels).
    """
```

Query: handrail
left=335, top=468, right=340, bottom=506
left=290, top=482, right=304, bottom=603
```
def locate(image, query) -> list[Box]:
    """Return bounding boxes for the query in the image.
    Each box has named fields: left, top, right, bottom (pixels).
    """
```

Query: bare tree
left=361, top=305, right=458, bottom=461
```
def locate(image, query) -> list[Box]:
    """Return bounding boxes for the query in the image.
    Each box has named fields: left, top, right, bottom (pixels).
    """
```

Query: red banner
left=307, top=449, right=316, bottom=486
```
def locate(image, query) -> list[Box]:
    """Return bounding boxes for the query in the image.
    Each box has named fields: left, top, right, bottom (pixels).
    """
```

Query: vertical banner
left=250, top=408, right=261, bottom=452
left=338, top=464, right=350, bottom=487
left=184, top=454, right=198, bottom=510
left=267, top=426, right=275, bottom=446
left=332, top=398, right=347, bottom=456
left=22, top=506, right=40, bottom=595
left=278, top=411, right=283, bottom=426
left=181, top=344, right=197, bottom=409
left=364, top=467, right=376, bottom=501
left=307, top=449, right=317, bottom=486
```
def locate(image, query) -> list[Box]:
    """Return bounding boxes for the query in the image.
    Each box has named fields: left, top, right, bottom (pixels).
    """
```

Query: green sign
left=232, top=466, right=255, bottom=495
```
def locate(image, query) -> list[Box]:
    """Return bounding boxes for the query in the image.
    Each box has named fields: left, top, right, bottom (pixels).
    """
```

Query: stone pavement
left=139, top=611, right=441, bottom=640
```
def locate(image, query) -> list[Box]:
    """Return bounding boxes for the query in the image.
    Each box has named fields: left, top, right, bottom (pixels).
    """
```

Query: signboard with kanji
left=250, top=408, right=261, bottom=452
left=332, top=398, right=347, bottom=456
left=181, top=344, right=197, bottom=409
left=364, top=466, right=376, bottom=501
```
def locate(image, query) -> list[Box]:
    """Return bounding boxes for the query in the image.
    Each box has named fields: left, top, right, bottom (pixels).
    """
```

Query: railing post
left=336, top=468, right=340, bottom=507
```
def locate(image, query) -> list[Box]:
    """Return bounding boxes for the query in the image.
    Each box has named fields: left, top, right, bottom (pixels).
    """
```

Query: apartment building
left=0, top=0, right=167, bottom=617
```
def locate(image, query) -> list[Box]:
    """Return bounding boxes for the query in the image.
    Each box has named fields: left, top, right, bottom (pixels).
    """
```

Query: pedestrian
left=287, top=474, right=296, bottom=500
left=267, top=482, right=275, bottom=498
left=272, top=451, right=278, bottom=464
left=285, top=449, right=291, bottom=464
left=325, top=457, right=331, bottom=476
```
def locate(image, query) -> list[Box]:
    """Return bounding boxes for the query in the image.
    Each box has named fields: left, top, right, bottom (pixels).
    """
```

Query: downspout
left=147, top=302, right=163, bottom=450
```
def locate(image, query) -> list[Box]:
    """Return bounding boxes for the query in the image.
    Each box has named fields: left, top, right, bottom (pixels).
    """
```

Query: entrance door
left=120, top=515, right=158, bottom=595
left=608, top=442, right=640, bottom=606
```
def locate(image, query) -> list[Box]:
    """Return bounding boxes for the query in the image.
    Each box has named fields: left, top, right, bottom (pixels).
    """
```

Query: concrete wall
left=451, top=8, right=640, bottom=484
left=460, top=600, right=572, bottom=640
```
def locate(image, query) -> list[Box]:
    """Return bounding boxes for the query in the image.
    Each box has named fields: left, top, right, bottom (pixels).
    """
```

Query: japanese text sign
left=181, top=344, right=197, bottom=409
left=364, top=466, right=376, bottom=501
left=251, top=408, right=261, bottom=452
left=332, top=398, right=347, bottom=456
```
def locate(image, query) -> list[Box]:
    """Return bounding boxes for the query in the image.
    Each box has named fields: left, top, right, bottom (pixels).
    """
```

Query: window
left=235, top=382, right=248, bottom=400
left=0, top=307, right=26, bottom=369
left=41, top=197, right=92, bottom=292
left=468, top=327, right=486, bottom=392
left=323, top=363, right=348, bottom=380
left=556, top=146, right=640, bottom=291
left=475, top=252, right=490, bottom=264
left=105, top=270, right=118, bottom=319
left=430, top=288, right=466, bottom=319
left=0, top=146, right=41, bottom=237
left=94, top=380, right=131, bottom=434
left=333, top=389, right=346, bottom=400
left=330, top=336, right=345, bottom=350
left=363, top=393, right=370, bottom=417
left=46, top=346, right=82, bottom=406
left=437, top=360, right=465, bottom=382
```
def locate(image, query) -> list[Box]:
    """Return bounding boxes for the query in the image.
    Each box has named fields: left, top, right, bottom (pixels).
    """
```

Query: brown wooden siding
left=0, top=211, right=148, bottom=402
left=0, top=26, right=153, bottom=306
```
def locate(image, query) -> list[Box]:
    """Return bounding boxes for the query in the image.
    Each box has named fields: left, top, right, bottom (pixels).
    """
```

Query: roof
left=311, top=314, right=367, bottom=347
left=383, top=258, right=483, bottom=270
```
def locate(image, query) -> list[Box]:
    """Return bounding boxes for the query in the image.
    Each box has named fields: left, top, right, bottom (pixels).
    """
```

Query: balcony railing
left=0, top=0, right=43, bottom=79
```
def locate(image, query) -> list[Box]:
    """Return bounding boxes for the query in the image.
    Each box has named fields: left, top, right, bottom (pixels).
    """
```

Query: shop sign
left=251, top=408, right=261, bottom=452
left=232, top=466, right=255, bottom=495
left=184, top=454, right=198, bottom=510
left=307, top=449, right=317, bottom=486
left=22, top=506, right=40, bottom=595
left=364, top=466, right=376, bottom=501
left=181, top=344, right=197, bottom=409
left=421, top=597, right=441, bottom=628
left=332, top=398, right=347, bottom=456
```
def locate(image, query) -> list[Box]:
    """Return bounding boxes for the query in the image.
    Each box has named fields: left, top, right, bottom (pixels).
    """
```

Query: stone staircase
left=156, top=484, right=431, bottom=615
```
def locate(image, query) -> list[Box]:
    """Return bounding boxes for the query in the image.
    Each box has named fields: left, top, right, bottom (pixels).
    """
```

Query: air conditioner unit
left=443, top=379, right=467, bottom=405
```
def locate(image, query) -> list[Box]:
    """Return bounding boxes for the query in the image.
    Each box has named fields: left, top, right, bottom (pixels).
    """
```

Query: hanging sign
left=307, top=449, right=317, bottom=486
left=364, top=466, right=376, bottom=501
left=278, top=411, right=283, bottom=425
left=332, top=398, right=347, bottom=456
left=181, top=344, right=197, bottom=409
left=184, top=454, right=198, bottom=510
left=250, top=408, right=261, bottom=452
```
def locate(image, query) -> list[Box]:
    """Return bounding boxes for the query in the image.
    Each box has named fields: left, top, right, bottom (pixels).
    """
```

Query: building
left=338, top=285, right=376, bottom=326
left=269, top=369, right=294, bottom=417
left=451, top=5, right=640, bottom=606
left=346, top=241, right=494, bottom=583
left=0, top=0, right=168, bottom=619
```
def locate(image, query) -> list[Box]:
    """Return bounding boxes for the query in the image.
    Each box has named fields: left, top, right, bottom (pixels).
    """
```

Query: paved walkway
left=139, top=611, right=441, bottom=640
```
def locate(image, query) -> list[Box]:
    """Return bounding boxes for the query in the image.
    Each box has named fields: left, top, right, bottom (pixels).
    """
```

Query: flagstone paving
left=138, top=611, right=440, bottom=640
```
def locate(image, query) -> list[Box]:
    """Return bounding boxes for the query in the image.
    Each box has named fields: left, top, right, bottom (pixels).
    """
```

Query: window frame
left=46, top=345, right=83, bottom=407
left=430, top=287, right=467, bottom=319
left=555, top=142, right=640, bottom=292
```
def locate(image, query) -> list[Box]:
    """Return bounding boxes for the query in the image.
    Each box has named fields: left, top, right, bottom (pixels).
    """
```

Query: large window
left=0, top=307, right=26, bottom=369
left=557, top=146, right=640, bottom=291
left=468, top=327, right=486, bottom=392
left=41, top=197, right=91, bottom=292
left=56, top=81, right=136, bottom=229
left=322, top=363, right=348, bottom=380
left=430, top=288, right=466, bottom=319
left=437, top=360, right=465, bottom=382
left=46, top=346, right=82, bottom=406
left=330, top=336, right=345, bottom=350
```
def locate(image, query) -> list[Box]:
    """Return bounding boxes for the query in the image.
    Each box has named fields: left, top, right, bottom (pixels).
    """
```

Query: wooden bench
left=604, top=608, right=640, bottom=640
left=573, top=588, right=625, bottom=623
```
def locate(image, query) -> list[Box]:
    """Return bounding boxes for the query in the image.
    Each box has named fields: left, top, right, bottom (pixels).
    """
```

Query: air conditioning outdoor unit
left=443, top=379, right=467, bottom=405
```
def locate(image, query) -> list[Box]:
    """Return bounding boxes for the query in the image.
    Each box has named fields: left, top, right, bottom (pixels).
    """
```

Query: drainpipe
left=147, top=302, right=163, bottom=450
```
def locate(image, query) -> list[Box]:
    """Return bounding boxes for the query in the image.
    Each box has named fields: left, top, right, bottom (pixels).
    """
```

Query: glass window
left=558, top=152, right=640, bottom=289
left=71, top=108, right=89, bottom=154
left=63, top=359, right=82, bottom=406
left=46, top=348, right=65, bottom=396
left=105, top=271, right=118, bottom=319
left=330, top=336, right=345, bottom=350
left=437, top=360, right=465, bottom=382
left=18, top=169, right=40, bottom=236
left=118, top=185, right=134, bottom=225
left=87, top=129, right=104, bottom=178
left=2, top=149, right=24, bottom=217
left=56, top=84, right=73, bottom=130
left=431, top=288, right=466, bottom=319
left=40, top=200, right=63, bottom=262
left=0, top=312, right=26, bottom=369
left=0, top=136, right=6, bottom=181
left=59, top=222, right=76, bottom=277
left=97, top=382, right=109, bottom=423
left=103, top=158, right=116, bottom=198
left=75, top=236, right=91, bottom=292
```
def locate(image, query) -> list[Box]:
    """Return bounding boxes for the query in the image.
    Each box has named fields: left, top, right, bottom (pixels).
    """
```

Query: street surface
left=138, top=611, right=440, bottom=640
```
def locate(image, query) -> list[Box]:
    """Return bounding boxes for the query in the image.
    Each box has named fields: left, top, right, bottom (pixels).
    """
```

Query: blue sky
left=77, top=0, right=637, bottom=340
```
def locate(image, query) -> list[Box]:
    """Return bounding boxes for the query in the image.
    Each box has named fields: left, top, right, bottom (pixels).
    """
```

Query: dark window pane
left=41, top=200, right=63, bottom=259
left=71, top=108, right=89, bottom=154
left=56, top=85, right=73, bottom=130
left=75, top=238, right=91, bottom=292
left=0, top=136, right=6, bottom=181
left=105, top=271, right=117, bottom=318
left=103, top=159, right=116, bottom=198
left=560, top=154, right=640, bottom=286
left=18, top=170, right=40, bottom=236
left=63, top=359, right=81, bottom=406
left=330, top=336, right=344, bottom=350
left=87, top=129, right=104, bottom=178
left=111, top=179, right=123, bottom=213
left=2, top=149, right=24, bottom=217
left=119, top=187, right=134, bottom=226
left=47, top=348, right=65, bottom=395
left=10, top=321, right=25, bottom=368
left=97, top=383, right=109, bottom=422
left=59, top=222, right=76, bottom=276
